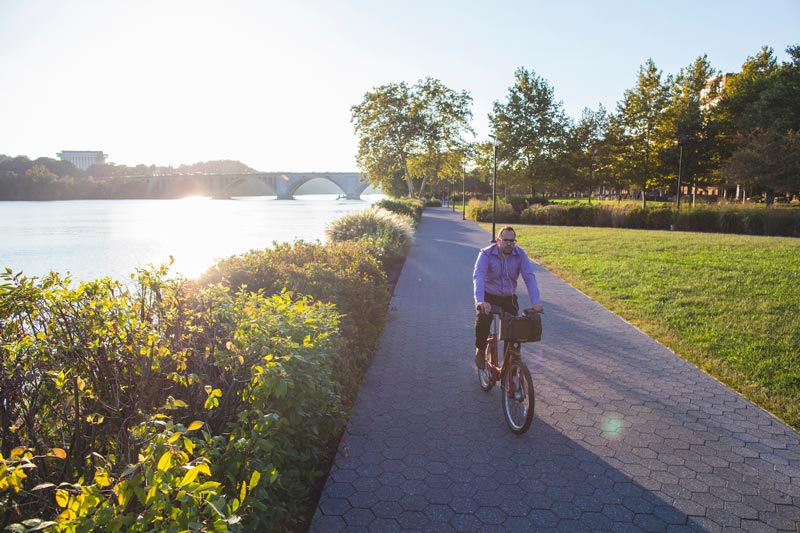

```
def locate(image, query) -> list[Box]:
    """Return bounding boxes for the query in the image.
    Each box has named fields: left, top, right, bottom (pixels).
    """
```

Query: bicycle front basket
left=500, top=314, right=542, bottom=342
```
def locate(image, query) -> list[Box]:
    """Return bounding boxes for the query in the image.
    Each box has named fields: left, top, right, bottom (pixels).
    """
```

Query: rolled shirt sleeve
left=473, top=249, right=489, bottom=304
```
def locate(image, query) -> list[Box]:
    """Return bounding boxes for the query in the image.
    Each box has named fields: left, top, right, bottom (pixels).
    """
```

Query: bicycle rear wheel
left=501, top=358, right=534, bottom=434
left=478, top=339, right=495, bottom=391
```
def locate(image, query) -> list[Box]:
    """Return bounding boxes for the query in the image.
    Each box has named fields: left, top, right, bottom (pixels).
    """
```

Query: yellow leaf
left=113, top=483, right=128, bottom=507
left=249, top=470, right=261, bottom=490
left=178, top=465, right=201, bottom=488
left=94, top=469, right=111, bottom=488
left=10, top=446, right=25, bottom=458
left=239, top=480, right=246, bottom=503
left=76, top=376, right=86, bottom=391
left=156, top=451, right=172, bottom=472
left=187, top=421, right=204, bottom=431
left=55, top=489, right=70, bottom=508
left=51, top=448, right=67, bottom=460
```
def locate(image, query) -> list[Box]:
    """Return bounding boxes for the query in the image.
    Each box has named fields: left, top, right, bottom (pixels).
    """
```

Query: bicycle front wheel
left=501, top=358, right=534, bottom=434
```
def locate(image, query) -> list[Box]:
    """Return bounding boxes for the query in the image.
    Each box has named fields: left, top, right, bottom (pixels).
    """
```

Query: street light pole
left=676, top=142, right=683, bottom=209
left=462, top=167, right=466, bottom=220
left=489, top=134, right=498, bottom=241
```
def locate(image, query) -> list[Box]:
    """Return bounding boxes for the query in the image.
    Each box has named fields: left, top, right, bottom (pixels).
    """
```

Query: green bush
left=424, top=197, right=442, bottom=207
left=741, top=210, right=765, bottom=235
left=373, top=197, right=424, bottom=225
left=325, top=207, right=414, bottom=272
left=764, top=210, right=800, bottom=236
left=719, top=210, right=745, bottom=234
left=200, top=240, right=390, bottom=406
left=645, top=208, right=674, bottom=230
left=674, top=208, right=720, bottom=233
left=625, top=207, right=649, bottom=229
left=466, top=199, right=516, bottom=223
left=1, top=224, right=399, bottom=531
left=506, top=196, right=532, bottom=214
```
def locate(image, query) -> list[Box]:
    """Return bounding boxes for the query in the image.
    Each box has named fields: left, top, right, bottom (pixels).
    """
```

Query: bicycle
left=477, top=306, right=542, bottom=434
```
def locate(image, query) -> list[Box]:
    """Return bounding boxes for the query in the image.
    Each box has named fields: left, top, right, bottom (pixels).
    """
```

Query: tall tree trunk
left=417, top=176, right=428, bottom=198
left=402, top=165, right=415, bottom=198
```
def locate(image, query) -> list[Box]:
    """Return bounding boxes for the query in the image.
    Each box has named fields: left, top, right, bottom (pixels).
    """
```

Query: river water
left=0, top=195, right=384, bottom=282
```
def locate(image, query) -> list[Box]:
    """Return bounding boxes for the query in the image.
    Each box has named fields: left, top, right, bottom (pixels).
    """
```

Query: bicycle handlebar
left=489, top=305, right=543, bottom=317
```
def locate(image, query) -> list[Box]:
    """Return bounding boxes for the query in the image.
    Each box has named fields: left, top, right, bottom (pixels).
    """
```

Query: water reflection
left=0, top=194, right=383, bottom=282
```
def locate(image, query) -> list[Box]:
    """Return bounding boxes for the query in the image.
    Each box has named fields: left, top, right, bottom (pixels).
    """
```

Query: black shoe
left=475, top=348, right=485, bottom=369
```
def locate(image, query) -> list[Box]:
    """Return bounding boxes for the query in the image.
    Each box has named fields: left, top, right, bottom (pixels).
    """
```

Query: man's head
left=496, top=226, right=516, bottom=256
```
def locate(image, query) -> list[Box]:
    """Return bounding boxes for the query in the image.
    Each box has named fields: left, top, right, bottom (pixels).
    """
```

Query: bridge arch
left=146, top=172, right=369, bottom=200
left=275, top=173, right=370, bottom=200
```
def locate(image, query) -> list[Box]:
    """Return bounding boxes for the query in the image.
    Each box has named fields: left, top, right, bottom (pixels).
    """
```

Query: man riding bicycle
left=473, top=225, right=544, bottom=369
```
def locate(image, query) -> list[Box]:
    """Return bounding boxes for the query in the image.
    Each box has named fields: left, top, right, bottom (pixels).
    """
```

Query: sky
left=1, top=0, right=797, bottom=172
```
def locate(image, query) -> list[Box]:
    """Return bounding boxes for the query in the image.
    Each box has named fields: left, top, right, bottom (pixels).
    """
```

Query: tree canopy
left=351, top=78, right=473, bottom=197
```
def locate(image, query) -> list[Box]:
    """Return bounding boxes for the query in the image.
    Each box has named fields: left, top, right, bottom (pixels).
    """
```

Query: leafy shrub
left=764, top=210, right=800, bottom=236
left=506, top=196, right=532, bottom=214
left=645, top=208, right=674, bottom=230
left=1, top=232, right=399, bottom=531
left=200, top=240, right=390, bottom=406
left=719, top=210, right=745, bottom=234
left=424, top=197, right=442, bottom=207
left=741, top=210, right=765, bottom=235
left=373, top=197, right=424, bottom=225
left=592, top=205, right=614, bottom=227
left=466, top=199, right=516, bottom=223
left=325, top=207, right=414, bottom=272
left=674, top=208, right=720, bottom=233
left=624, top=207, right=649, bottom=229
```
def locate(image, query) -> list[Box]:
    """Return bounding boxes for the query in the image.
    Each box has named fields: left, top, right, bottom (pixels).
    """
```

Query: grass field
left=502, top=224, right=800, bottom=430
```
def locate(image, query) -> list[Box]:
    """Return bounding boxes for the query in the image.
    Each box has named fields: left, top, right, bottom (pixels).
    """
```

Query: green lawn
left=504, top=225, right=800, bottom=430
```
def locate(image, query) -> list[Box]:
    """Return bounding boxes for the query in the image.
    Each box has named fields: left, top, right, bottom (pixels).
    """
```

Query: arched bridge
left=146, top=172, right=371, bottom=199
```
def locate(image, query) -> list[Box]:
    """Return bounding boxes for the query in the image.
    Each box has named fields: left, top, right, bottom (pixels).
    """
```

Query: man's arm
left=517, top=248, right=541, bottom=306
left=473, top=250, right=488, bottom=304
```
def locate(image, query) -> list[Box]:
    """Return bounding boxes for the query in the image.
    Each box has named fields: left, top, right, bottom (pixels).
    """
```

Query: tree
left=615, top=59, right=672, bottom=207
left=407, top=78, right=474, bottom=197
left=716, top=45, right=800, bottom=200
left=351, top=79, right=473, bottom=198
left=489, top=67, right=569, bottom=197
left=663, top=55, right=721, bottom=199
left=721, top=128, right=800, bottom=201
left=564, top=105, right=609, bottom=200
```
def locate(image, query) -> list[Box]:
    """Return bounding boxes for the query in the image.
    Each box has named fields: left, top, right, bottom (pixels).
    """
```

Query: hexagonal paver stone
left=348, top=490, right=379, bottom=509
left=424, top=503, right=455, bottom=523
left=308, top=514, right=346, bottom=532
left=319, top=497, right=351, bottom=516
left=343, top=507, right=375, bottom=527
left=475, top=506, right=506, bottom=525
left=372, top=500, right=403, bottom=519
left=397, top=510, right=427, bottom=529
left=449, top=512, right=483, bottom=532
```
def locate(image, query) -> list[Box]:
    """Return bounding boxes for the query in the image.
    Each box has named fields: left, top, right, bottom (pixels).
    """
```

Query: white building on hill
left=57, top=150, right=107, bottom=170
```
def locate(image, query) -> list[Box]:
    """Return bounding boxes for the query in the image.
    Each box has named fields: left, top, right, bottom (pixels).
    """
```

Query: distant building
left=700, top=73, right=732, bottom=111
left=57, top=150, right=107, bottom=170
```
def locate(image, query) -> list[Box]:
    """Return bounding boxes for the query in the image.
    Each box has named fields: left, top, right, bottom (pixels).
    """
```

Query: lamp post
left=489, top=134, right=498, bottom=241
left=462, top=167, right=466, bottom=220
left=676, top=133, right=689, bottom=209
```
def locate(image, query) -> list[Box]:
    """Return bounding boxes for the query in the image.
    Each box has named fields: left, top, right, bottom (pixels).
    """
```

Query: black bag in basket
left=499, top=314, right=542, bottom=342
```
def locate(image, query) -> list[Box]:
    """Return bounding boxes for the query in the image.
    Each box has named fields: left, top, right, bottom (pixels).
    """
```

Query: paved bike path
left=311, top=208, right=800, bottom=532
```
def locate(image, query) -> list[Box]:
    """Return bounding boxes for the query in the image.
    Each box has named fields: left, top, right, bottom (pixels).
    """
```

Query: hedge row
left=0, top=203, right=415, bottom=531
left=467, top=199, right=800, bottom=237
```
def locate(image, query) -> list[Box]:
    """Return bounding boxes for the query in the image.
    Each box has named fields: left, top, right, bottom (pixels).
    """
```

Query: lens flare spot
left=601, top=415, right=625, bottom=439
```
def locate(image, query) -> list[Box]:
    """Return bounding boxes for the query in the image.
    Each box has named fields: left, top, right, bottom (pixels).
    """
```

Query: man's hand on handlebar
left=525, top=304, right=544, bottom=315
left=476, top=301, right=492, bottom=314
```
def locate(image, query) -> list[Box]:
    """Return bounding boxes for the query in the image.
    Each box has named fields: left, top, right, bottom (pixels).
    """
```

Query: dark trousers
left=475, top=293, right=518, bottom=351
